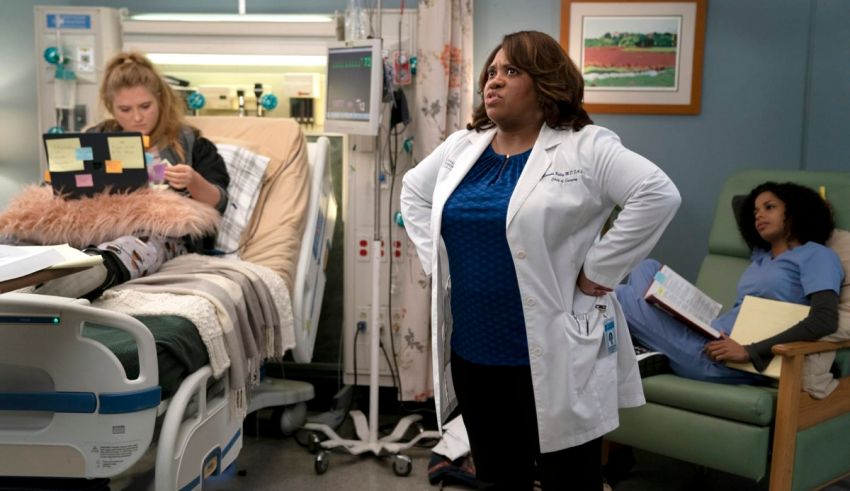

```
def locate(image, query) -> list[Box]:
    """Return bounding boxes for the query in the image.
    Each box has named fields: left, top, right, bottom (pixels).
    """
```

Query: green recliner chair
left=606, top=170, right=850, bottom=491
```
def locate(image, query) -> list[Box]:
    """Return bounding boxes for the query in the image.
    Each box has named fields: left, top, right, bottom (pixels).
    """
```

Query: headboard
left=187, top=116, right=310, bottom=291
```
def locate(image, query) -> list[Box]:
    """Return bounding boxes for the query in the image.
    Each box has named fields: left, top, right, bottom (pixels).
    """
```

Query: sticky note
left=75, top=146, right=94, bottom=160
left=75, top=174, right=94, bottom=188
left=45, top=137, right=84, bottom=172
left=142, top=135, right=150, bottom=148
left=144, top=152, right=154, bottom=165
left=107, top=136, right=145, bottom=169
left=43, top=170, right=52, bottom=183
left=105, top=160, right=123, bottom=173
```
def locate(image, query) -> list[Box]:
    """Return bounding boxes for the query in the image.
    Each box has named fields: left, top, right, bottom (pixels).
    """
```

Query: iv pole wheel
left=392, top=454, right=413, bottom=476
left=306, top=431, right=323, bottom=454
left=314, top=451, right=330, bottom=475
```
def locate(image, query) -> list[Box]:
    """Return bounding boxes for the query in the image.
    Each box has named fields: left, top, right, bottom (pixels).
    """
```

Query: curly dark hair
left=467, top=30, right=593, bottom=132
left=736, top=181, right=835, bottom=251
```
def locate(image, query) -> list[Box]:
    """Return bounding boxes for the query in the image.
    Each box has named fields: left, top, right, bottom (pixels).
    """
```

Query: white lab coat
left=400, top=123, right=681, bottom=452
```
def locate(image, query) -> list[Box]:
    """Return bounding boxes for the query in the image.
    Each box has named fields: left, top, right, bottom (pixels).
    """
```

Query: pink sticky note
left=75, top=173, right=94, bottom=188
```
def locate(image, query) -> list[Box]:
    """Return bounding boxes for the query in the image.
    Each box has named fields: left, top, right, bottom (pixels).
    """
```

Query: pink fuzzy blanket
left=0, top=185, right=220, bottom=248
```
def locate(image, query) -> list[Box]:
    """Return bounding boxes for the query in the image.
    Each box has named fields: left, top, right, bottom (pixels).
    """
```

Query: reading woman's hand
left=164, top=163, right=197, bottom=190
left=577, top=268, right=613, bottom=297
left=704, top=333, right=750, bottom=363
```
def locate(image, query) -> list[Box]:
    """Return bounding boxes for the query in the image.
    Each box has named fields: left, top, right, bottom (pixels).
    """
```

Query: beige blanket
left=95, top=254, right=294, bottom=418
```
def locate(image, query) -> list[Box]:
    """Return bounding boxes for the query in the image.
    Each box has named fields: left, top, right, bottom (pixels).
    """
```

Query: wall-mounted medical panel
left=34, top=6, right=123, bottom=167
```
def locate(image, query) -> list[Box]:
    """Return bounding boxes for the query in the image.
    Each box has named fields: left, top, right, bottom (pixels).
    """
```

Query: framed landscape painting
left=561, top=0, right=707, bottom=114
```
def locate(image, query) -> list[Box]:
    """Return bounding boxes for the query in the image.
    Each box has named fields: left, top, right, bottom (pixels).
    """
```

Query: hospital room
left=0, top=0, right=849, bottom=489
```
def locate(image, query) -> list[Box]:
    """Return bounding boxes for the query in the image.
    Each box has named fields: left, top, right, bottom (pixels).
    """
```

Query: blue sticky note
left=76, top=147, right=94, bottom=160
left=654, top=271, right=668, bottom=284
left=145, top=152, right=154, bottom=164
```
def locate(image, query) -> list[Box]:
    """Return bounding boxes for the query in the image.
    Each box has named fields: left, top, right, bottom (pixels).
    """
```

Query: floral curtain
left=413, top=0, right=474, bottom=162
left=395, top=0, right=473, bottom=401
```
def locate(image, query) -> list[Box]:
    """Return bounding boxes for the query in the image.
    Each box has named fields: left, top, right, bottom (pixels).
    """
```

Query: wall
left=0, top=0, right=69, bottom=205
left=804, top=0, right=850, bottom=172
left=475, top=0, right=849, bottom=279
left=1, top=0, right=847, bottom=279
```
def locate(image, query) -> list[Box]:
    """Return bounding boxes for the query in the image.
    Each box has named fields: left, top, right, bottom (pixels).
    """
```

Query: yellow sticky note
left=45, top=138, right=84, bottom=172
left=105, top=160, right=123, bottom=173
left=142, top=135, right=150, bottom=148
left=43, top=170, right=52, bottom=183
left=107, top=136, right=145, bottom=169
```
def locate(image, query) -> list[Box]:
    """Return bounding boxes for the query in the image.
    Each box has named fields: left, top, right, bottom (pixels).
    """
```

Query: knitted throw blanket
left=94, top=254, right=294, bottom=419
left=0, top=185, right=220, bottom=247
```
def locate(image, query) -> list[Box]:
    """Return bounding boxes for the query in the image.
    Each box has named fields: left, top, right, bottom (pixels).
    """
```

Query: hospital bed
left=0, top=116, right=337, bottom=490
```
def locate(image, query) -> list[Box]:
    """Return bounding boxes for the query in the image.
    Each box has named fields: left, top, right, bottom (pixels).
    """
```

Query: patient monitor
left=323, top=39, right=382, bottom=136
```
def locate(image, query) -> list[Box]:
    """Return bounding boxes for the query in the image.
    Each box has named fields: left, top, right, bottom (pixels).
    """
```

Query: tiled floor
left=108, top=407, right=850, bottom=491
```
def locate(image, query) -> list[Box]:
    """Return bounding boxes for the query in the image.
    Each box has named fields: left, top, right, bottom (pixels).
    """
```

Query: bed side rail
left=0, top=293, right=160, bottom=478
left=292, top=136, right=337, bottom=363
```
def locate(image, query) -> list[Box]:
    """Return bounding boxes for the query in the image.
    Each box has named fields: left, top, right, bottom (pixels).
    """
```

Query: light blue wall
left=804, top=0, right=850, bottom=172
left=1, top=0, right=847, bottom=279
left=475, top=0, right=848, bottom=279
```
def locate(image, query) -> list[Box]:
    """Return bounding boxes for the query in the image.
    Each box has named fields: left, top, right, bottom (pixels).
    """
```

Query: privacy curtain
left=397, top=0, right=473, bottom=401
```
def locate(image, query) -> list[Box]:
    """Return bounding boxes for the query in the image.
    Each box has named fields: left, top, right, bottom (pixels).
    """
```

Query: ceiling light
left=129, top=13, right=334, bottom=23
left=146, top=53, right=327, bottom=67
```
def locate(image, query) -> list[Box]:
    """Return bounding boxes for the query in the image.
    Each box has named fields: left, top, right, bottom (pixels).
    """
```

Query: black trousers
left=451, top=352, right=603, bottom=491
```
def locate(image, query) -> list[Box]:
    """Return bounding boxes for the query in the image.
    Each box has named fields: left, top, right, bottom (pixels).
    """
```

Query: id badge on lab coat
left=604, top=317, right=617, bottom=355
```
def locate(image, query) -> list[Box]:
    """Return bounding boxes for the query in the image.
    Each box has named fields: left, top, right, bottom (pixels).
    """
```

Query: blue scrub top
left=713, top=241, right=843, bottom=334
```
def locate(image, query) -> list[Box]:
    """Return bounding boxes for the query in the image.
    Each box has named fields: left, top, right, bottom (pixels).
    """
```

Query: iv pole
left=303, top=1, right=440, bottom=476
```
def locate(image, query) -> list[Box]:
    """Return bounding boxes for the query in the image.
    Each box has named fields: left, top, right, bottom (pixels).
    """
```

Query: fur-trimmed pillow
left=0, top=185, right=220, bottom=248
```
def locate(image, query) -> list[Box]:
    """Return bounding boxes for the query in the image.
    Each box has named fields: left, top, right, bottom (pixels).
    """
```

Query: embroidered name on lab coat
left=543, top=169, right=582, bottom=183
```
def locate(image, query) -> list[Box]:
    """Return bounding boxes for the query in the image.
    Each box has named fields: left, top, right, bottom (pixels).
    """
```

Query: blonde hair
left=99, top=52, right=187, bottom=161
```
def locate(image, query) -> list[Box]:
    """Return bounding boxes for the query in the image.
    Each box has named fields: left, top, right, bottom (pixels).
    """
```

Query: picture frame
left=560, top=0, right=707, bottom=114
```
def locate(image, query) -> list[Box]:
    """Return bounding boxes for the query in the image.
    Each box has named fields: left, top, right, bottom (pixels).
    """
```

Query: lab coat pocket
left=564, top=291, right=609, bottom=395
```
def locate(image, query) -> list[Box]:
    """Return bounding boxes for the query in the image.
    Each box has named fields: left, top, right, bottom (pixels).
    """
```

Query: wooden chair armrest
left=772, top=339, right=850, bottom=358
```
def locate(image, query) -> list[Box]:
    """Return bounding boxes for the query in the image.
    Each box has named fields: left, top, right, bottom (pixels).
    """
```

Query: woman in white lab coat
left=400, top=31, right=680, bottom=489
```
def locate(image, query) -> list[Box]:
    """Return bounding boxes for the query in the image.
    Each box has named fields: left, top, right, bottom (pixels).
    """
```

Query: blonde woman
left=38, top=52, right=229, bottom=299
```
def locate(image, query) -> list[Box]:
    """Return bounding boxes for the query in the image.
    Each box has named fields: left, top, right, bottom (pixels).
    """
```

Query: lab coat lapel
left=506, top=124, right=560, bottom=227
left=431, top=128, right=496, bottom=213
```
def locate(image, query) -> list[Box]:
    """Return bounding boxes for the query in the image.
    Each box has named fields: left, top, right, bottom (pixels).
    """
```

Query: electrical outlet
left=356, top=236, right=369, bottom=262
left=391, top=239, right=403, bottom=262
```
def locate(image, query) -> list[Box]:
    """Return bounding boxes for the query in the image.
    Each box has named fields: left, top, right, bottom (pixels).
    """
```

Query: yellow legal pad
left=727, top=295, right=809, bottom=379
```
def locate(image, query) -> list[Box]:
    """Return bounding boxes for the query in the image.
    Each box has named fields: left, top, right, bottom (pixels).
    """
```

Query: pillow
left=802, top=228, right=850, bottom=399
left=0, top=185, right=219, bottom=248
left=826, top=228, right=850, bottom=340
left=213, top=143, right=271, bottom=254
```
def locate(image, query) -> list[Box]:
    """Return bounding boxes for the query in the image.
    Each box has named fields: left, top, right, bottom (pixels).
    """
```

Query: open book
left=727, top=295, right=810, bottom=379
left=0, top=244, right=102, bottom=291
left=644, top=265, right=723, bottom=339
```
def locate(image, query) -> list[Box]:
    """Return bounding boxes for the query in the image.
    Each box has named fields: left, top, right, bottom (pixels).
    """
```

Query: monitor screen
left=323, top=39, right=382, bottom=136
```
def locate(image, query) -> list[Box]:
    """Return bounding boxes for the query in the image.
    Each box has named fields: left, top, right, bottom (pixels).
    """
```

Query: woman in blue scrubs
left=617, top=181, right=843, bottom=383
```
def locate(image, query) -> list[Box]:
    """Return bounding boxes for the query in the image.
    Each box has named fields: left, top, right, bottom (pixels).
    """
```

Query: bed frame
left=0, top=127, right=335, bottom=490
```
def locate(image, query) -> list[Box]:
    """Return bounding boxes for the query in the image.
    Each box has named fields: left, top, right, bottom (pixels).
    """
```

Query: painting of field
left=581, top=16, right=681, bottom=89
